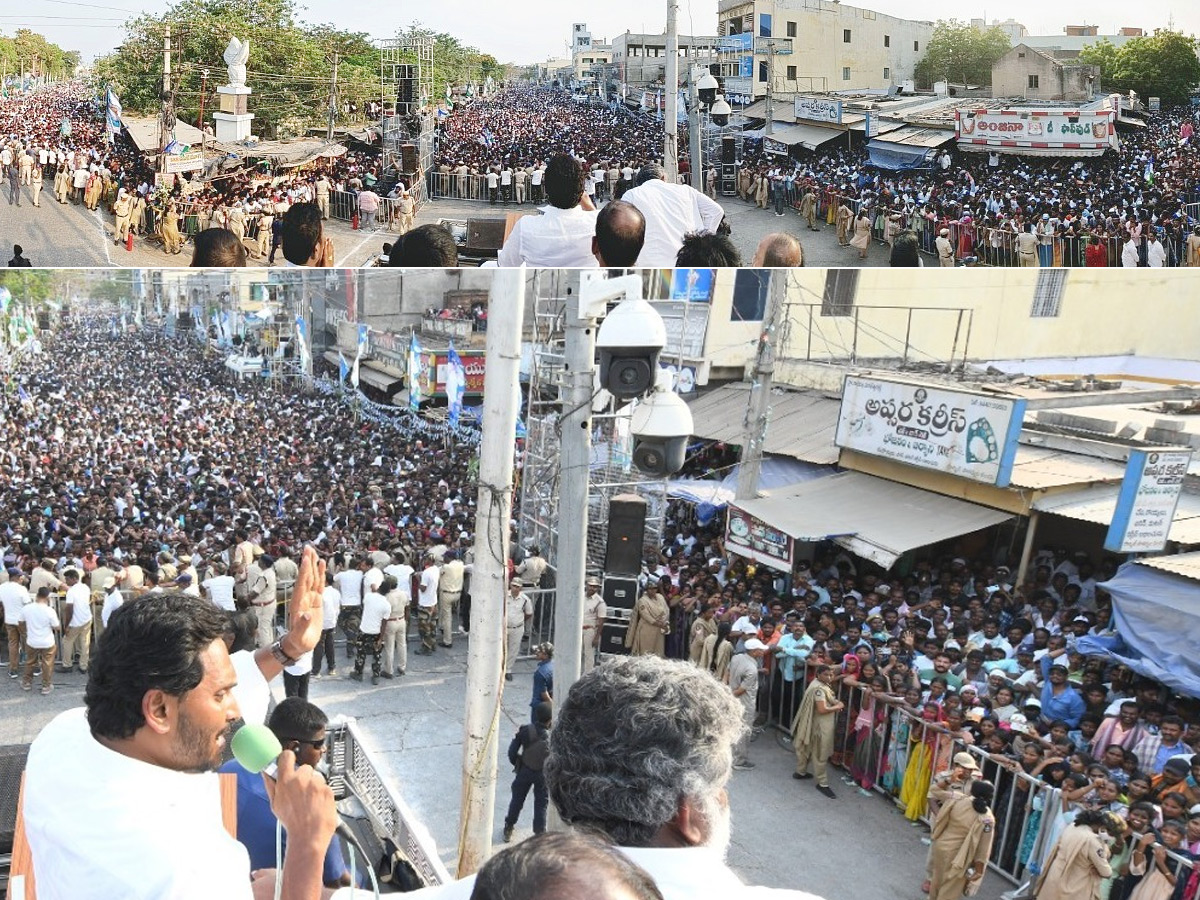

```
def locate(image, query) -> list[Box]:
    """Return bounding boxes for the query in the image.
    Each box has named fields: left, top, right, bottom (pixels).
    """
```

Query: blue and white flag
left=408, top=332, right=422, bottom=412
left=338, top=351, right=350, bottom=383
left=294, top=314, right=310, bottom=373
left=0, top=287, right=9, bottom=313
left=105, top=87, right=122, bottom=136
left=446, top=342, right=466, bottom=428
left=351, top=323, right=368, bottom=389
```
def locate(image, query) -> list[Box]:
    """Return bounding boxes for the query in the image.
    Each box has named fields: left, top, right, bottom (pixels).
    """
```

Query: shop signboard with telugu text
left=726, top=505, right=793, bottom=572
left=418, top=350, right=486, bottom=397
left=794, top=97, right=843, bottom=125
left=834, top=375, right=1026, bottom=487
left=955, top=108, right=1117, bottom=152
left=1104, top=449, right=1192, bottom=553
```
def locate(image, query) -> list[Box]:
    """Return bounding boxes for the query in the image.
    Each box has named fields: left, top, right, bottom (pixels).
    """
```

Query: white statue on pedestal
left=223, top=37, right=250, bottom=87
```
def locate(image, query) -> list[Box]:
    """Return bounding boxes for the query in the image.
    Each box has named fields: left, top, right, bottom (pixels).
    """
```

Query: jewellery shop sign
left=834, top=375, right=1026, bottom=487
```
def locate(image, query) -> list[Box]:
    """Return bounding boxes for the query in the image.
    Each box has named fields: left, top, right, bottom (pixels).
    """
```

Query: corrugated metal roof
left=1033, top=486, right=1200, bottom=545
left=765, top=122, right=845, bottom=150
left=1138, top=552, right=1200, bottom=582
left=1007, top=446, right=1127, bottom=489
left=868, top=124, right=955, bottom=148
left=686, top=384, right=840, bottom=464
left=733, top=471, right=1013, bottom=568
left=122, top=116, right=208, bottom=154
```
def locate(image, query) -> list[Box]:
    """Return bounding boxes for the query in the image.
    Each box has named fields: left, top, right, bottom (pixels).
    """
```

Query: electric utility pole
left=160, top=23, right=172, bottom=172
left=663, top=0, right=680, bottom=180
left=459, top=267, right=526, bottom=876
left=735, top=270, right=787, bottom=501
left=327, top=52, right=339, bottom=140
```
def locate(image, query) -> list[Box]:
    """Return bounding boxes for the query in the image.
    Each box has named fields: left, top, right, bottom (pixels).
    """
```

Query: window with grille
left=1028, top=74, right=1039, bottom=89
left=842, top=67, right=851, bottom=81
left=787, top=21, right=797, bottom=37
left=1031, top=271, right=1067, bottom=317
left=821, top=270, right=859, bottom=316
left=787, top=65, right=797, bottom=79
left=843, top=29, right=852, bottom=42
left=883, top=67, right=890, bottom=80
left=914, top=40, right=919, bottom=51
left=884, top=34, right=890, bottom=47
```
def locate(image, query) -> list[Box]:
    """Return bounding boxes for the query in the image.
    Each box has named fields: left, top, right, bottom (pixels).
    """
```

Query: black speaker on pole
left=722, top=137, right=736, bottom=164
left=604, top=494, right=647, bottom=576
left=177, top=312, right=195, bottom=330
left=36, top=312, right=50, bottom=331
left=396, top=64, right=415, bottom=106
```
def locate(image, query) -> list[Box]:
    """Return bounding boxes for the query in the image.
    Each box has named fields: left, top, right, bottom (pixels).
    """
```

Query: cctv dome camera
left=596, top=298, right=667, bottom=400
left=629, top=387, right=694, bottom=476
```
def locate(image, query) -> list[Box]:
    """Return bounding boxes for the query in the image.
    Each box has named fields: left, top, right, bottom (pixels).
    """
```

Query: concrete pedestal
left=214, top=84, right=253, bottom=142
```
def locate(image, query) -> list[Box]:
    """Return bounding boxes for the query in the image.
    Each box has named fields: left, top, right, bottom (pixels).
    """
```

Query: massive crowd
left=0, top=81, right=410, bottom=259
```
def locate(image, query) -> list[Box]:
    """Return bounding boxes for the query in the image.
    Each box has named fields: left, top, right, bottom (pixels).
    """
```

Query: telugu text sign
left=834, top=376, right=1026, bottom=486
left=726, top=506, right=794, bottom=572
left=1105, top=449, right=1193, bottom=554
left=794, top=97, right=843, bottom=124
left=955, top=109, right=1116, bottom=149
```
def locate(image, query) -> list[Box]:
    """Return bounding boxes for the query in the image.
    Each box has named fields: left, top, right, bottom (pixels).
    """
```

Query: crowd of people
left=730, top=104, right=1200, bottom=267
left=617, top=476, right=1200, bottom=894
left=0, top=81, right=415, bottom=262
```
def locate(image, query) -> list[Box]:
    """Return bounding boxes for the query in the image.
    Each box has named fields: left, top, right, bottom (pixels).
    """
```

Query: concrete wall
left=701, top=269, right=1200, bottom=381
left=717, top=0, right=933, bottom=96
left=992, top=46, right=1099, bottom=101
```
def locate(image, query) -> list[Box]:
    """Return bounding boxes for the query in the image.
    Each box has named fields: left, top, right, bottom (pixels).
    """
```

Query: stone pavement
left=0, top=638, right=1010, bottom=899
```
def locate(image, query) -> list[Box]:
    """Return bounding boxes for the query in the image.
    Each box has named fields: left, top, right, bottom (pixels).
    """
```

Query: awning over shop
left=356, top=366, right=402, bottom=393
left=686, top=385, right=840, bottom=464
left=733, top=471, right=1013, bottom=568
left=766, top=122, right=846, bottom=151
left=1075, top=561, right=1200, bottom=699
left=957, top=144, right=1108, bottom=159
left=122, top=116, right=209, bottom=154
left=1033, top=485, right=1200, bottom=545
left=1139, top=551, right=1200, bottom=580
left=668, top=457, right=834, bottom=524
left=866, top=140, right=935, bottom=170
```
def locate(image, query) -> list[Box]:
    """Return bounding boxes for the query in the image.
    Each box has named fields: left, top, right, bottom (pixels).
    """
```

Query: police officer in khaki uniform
left=791, top=664, right=844, bottom=797
left=581, top=576, right=607, bottom=674
left=112, top=190, right=133, bottom=246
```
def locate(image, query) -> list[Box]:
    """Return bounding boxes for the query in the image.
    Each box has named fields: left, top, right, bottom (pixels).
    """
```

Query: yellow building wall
left=704, top=269, right=1200, bottom=375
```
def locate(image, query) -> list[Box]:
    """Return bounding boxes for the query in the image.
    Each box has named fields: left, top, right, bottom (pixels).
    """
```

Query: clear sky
left=8, top=0, right=1199, bottom=66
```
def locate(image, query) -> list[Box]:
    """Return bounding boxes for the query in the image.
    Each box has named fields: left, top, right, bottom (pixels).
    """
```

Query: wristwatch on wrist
left=269, top=639, right=299, bottom=667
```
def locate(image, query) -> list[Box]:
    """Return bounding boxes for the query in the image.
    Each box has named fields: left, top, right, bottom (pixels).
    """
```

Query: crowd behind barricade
left=722, top=105, right=1200, bottom=267
left=0, top=321, right=492, bottom=694
left=0, top=81, right=419, bottom=260
left=630, top=487, right=1200, bottom=894
left=431, top=87, right=665, bottom=206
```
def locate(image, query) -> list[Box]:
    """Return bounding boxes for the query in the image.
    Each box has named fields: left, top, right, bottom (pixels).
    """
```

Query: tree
left=0, top=30, right=79, bottom=78
left=93, top=0, right=384, bottom=138
left=0, top=270, right=56, bottom=305
left=913, top=20, right=1012, bottom=88
left=1109, top=30, right=1200, bottom=105
left=1077, top=38, right=1121, bottom=88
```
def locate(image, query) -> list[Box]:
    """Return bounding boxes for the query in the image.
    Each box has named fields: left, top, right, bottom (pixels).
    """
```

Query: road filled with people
left=0, top=81, right=409, bottom=261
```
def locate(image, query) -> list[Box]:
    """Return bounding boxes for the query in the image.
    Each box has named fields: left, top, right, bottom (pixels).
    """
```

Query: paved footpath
left=0, top=640, right=1009, bottom=899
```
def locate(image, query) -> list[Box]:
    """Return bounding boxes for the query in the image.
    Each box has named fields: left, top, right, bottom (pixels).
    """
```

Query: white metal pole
left=688, top=68, right=704, bottom=192
left=459, top=267, right=526, bottom=876
left=552, top=289, right=592, bottom=719
left=735, top=270, right=787, bottom=501
left=663, top=0, right=680, bottom=180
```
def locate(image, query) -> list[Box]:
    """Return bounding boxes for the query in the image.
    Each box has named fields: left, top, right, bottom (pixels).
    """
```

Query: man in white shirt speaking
left=22, top=546, right=337, bottom=900
left=497, top=153, right=599, bottom=268
left=621, top=163, right=725, bottom=267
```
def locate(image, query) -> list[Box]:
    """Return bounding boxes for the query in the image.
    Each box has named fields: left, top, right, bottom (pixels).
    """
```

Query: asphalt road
left=0, top=639, right=1010, bottom=899
left=0, top=180, right=111, bottom=267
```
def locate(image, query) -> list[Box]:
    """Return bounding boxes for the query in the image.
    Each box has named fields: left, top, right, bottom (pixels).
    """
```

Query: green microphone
left=231, top=723, right=283, bottom=776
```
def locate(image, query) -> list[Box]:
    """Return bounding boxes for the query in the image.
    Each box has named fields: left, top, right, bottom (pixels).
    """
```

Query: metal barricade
left=520, top=586, right=557, bottom=659
left=326, top=718, right=450, bottom=887
left=428, top=171, right=540, bottom=205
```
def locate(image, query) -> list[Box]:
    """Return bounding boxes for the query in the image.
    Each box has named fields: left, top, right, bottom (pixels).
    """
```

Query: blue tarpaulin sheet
left=866, top=140, right=933, bottom=171
left=1076, top=561, right=1200, bottom=699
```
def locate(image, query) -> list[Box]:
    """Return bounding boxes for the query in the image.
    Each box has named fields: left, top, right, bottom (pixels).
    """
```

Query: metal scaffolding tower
left=518, top=276, right=669, bottom=600
left=378, top=37, right=436, bottom=206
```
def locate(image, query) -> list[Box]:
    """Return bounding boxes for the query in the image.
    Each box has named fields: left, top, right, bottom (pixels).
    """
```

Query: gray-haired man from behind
left=403, top=655, right=826, bottom=900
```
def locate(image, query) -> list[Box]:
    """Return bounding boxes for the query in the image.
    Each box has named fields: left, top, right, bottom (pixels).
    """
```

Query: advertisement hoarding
left=955, top=108, right=1117, bottom=152
left=794, top=97, right=843, bottom=124
left=834, top=375, right=1026, bottom=487
left=726, top=505, right=794, bottom=572
left=417, top=350, right=486, bottom=397
left=1104, top=449, right=1193, bottom=553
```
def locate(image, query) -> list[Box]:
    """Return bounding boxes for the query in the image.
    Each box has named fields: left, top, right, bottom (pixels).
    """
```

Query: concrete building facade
left=991, top=44, right=1101, bottom=101
left=609, top=31, right=721, bottom=91
left=717, top=0, right=933, bottom=98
